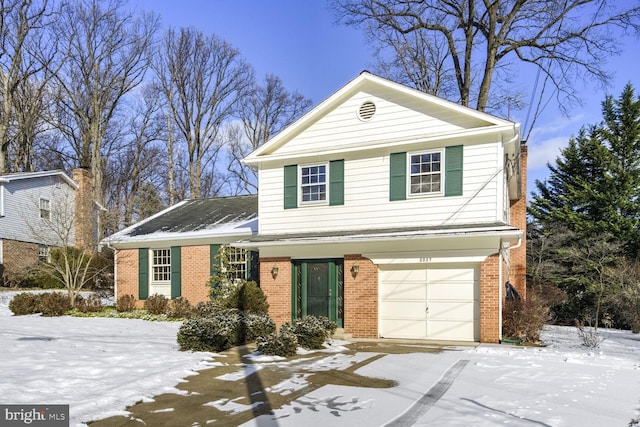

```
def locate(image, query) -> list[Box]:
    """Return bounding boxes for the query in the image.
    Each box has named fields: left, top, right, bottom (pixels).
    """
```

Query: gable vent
left=358, top=101, right=376, bottom=121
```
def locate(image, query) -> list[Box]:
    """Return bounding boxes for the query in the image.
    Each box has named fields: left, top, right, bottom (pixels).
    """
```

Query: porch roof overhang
left=234, top=223, right=523, bottom=259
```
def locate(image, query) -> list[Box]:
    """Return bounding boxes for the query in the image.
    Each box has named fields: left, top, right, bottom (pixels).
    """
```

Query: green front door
left=293, top=259, right=344, bottom=327
left=307, top=262, right=330, bottom=317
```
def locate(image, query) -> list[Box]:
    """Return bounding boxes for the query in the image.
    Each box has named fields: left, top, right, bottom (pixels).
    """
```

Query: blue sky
left=130, top=0, right=640, bottom=197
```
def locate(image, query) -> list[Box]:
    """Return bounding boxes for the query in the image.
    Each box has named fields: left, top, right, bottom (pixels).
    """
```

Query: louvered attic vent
left=358, top=101, right=376, bottom=121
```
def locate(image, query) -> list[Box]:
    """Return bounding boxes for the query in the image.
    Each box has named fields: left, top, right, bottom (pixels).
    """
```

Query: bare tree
left=0, top=0, right=54, bottom=173
left=49, top=0, right=158, bottom=210
left=154, top=27, right=254, bottom=199
left=332, top=0, right=640, bottom=113
left=228, top=74, right=312, bottom=193
left=103, top=84, right=165, bottom=229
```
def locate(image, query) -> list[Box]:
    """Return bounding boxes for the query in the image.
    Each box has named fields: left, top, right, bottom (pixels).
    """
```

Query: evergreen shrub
left=144, top=294, right=169, bottom=315
left=8, top=292, right=42, bottom=315
left=256, top=331, right=298, bottom=357
left=224, top=281, right=269, bottom=315
left=284, top=315, right=337, bottom=350
left=191, top=301, right=224, bottom=317
left=39, top=292, right=71, bottom=316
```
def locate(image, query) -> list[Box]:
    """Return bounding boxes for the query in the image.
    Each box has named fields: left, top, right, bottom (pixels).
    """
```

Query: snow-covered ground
left=0, top=290, right=639, bottom=426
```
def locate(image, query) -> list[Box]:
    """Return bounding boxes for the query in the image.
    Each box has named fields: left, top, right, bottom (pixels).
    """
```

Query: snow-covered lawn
left=1, top=290, right=639, bottom=427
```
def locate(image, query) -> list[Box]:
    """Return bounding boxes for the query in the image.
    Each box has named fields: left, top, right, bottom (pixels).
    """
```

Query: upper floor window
left=39, top=198, right=51, bottom=220
left=151, top=248, right=171, bottom=283
left=409, top=150, right=442, bottom=195
left=301, top=164, right=327, bottom=204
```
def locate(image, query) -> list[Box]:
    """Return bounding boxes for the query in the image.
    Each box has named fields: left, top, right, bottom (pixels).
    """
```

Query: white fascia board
left=365, top=249, right=496, bottom=264
left=0, top=170, right=78, bottom=189
left=105, top=228, right=256, bottom=250
left=0, top=182, right=4, bottom=217
left=244, top=123, right=517, bottom=166
left=235, top=227, right=523, bottom=248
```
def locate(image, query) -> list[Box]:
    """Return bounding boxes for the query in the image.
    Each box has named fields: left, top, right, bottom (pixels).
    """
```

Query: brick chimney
left=508, top=143, right=527, bottom=299
left=72, top=167, right=95, bottom=250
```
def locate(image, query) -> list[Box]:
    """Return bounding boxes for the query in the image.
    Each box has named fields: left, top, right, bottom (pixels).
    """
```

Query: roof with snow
left=101, top=195, right=258, bottom=248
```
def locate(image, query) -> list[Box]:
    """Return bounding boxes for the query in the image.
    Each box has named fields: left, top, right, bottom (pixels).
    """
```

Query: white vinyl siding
left=258, top=140, right=504, bottom=235
left=0, top=176, right=75, bottom=246
left=274, top=88, right=493, bottom=156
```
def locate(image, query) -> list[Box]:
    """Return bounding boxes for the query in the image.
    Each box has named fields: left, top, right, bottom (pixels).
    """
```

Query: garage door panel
left=428, top=320, right=475, bottom=341
left=380, top=319, right=428, bottom=339
left=380, top=301, right=426, bottom=318
left=380, top=263, right=480, bottom=342
left=427, top=281, right=475, bottom=299
left=427, top=267, right=476, bottom=282
left=429, top=301, right=476, bottom=321
left=381, top=281, right=426, bottom=299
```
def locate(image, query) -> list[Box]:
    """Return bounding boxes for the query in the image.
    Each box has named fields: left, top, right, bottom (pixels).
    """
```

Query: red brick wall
left=115, top=249, right=141, bottom=307
left=344, top=255, right=378, bottom=338
left=259, top=257, right=292, bottom=329
left=480, top=253, right=501, bottom=343
left=508, top=144, right=527, bottom=299
left=116, top=245, right=212, bottom=308
left=180, top=245, right=211, bottom=303
left=2, top=239, right=39, bottom=273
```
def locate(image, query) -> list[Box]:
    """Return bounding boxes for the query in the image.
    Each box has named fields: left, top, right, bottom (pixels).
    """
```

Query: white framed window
left=39, top=198, right=51, bottom=220
left=409, top=150, right=443, bottom=196
left=226, top=247, right=247, bottom=281
left=151, top=248, right=171, bottom=283
left=38, top=245, right=50, bottom=262
left=300, top=164, right=327, bottom=204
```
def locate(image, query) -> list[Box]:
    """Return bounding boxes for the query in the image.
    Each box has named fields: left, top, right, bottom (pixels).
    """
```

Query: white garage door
left=379, top=264, right=480, bottom=341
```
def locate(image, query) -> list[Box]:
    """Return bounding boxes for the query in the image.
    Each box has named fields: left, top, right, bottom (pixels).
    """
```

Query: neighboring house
left=101, top=196, right=259, bottom=304
left=104, top=71, right=526, bottom=343
left=0, top=168, right=98, bottom=283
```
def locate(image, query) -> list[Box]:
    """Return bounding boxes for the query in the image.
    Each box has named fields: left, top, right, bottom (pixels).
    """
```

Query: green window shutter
left=283, top=165, right=298, bottom=209
left=138, top=248, right=148, bottom=300
left=210, top=244, right=221, bottom=277
left=329, top=160, right=344, bottom=206
left=170, top=246, right=181, bottom=299
left=247, top=250, right=259, bottom=283
left=389, top=152, right=406, bottom=201
left=445, top=145, right=464, bottom=197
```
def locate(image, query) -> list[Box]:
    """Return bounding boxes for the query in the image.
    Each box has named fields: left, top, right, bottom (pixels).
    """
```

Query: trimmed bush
left=33, top=272, right=64, bottom=289
left=8, top=292, right=42, bottom=315
left=242, top=313, right=276, bottom=342
left=144, top=294, right=169, bottom=315
left=116, top=294, right=136, bottom=312
left=76, top=294, right=103, bottom=313
left=257, top=331, right=298, bottom=357
left=39, top=292, right=71, bottom=317
left=168, top=297, right=192, bottom=318
left=177, top=309, right=275, bottom=352
left=224, top=281, right=269, bottom=315
left=284, top=316, right=337, bottom=350
left=191, top=301, right=224, bottom=317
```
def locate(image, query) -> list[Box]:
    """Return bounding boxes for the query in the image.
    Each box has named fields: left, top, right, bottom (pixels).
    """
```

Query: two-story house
left=0, top=168, right=98, bottom=284
left=104, top=72, right=526, bottom=343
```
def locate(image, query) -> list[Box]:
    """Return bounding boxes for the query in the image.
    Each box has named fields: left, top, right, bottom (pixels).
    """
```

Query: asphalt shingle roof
left=127, top=195, right=258, bottom=237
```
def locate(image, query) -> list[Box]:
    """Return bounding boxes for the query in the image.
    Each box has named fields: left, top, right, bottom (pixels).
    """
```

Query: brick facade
left=344, top=255, right=378, bottom=338
left=1, top=240, right=40, bottom=281
left=115, top=245, right=213, bottom=308
left=508, top=144, right=528, bottom=299
left=258, top=257, right=292, bottom=329
left=480, top=253, right=502, bottom=343
left=72, top=168, right=95, bottom=250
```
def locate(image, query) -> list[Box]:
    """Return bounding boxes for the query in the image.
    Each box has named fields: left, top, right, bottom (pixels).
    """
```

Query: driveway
left=88, top=340, right=473, bottom=426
